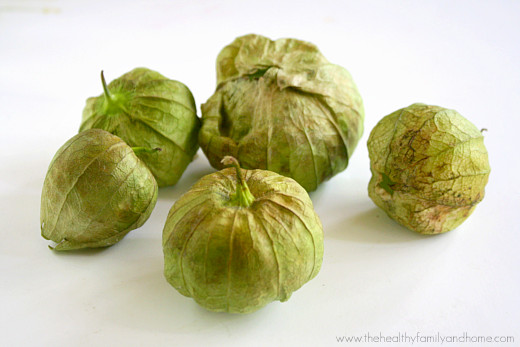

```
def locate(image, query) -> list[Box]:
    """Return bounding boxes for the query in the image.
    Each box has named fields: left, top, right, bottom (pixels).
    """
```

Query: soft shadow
left=104, top=251, right=275, bottom=334
left=308, top=180, right=328, bottom=203
left=326, top=207, right=437, bottom=244
left=48, top=245, right=109, bottom=256
left=158, top=164, right=215, bottom=202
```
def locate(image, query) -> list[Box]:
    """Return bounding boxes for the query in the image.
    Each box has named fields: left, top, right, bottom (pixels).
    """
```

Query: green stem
left=100, top=70, right=129, bottom=114
left=100, top=70, right=112, bottom=102
left=132, top=147, right=162, bottom=155
left=221, top=156, right=255, bottom=208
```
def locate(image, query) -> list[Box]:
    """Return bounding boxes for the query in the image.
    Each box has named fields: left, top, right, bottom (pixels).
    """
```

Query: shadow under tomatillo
left=325, top=207, right=437, bottom=244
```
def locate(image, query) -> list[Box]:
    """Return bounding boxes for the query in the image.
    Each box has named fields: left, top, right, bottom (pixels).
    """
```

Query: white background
left=1, top=1, right=519, bottom=346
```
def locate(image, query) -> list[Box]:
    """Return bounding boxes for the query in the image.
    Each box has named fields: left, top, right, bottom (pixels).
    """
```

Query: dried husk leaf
left=162, top=164, right=324, bottom=313
left=80, top=67, right=200, bottom=187
left=40, top=129, right=158, bottom=250
left=199, top=34, right=364, bottom=191
left=367, top=103, right=491, bottom=234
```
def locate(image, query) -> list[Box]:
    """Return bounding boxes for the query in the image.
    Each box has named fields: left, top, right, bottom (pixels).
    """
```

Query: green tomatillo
left=162, top=156, right=324, bottom=313
left=199, top=34, right=365, bottom=192
left=41, top=129, right=158, bottom=250
left=367, top=103, right=491, bottom=234
left=80, top=67, right=200, bottom=187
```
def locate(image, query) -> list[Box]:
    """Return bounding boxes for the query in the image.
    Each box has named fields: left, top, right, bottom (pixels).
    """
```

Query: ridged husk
left=41, top=129, right=158, bottom=250
left=367, top=103, right=490, bottom=234
left=162, top=166, right=324, bottom=313
left=80, top=67, right=200, bottom=187
left=199, top=34, right=364, bottom=191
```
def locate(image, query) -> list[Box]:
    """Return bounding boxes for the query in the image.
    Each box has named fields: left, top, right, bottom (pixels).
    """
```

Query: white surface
left=1, top=1, right=519, bottom=346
